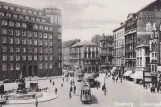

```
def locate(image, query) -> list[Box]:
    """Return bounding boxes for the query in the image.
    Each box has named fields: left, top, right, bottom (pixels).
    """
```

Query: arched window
left=15, top=22, right=20, bottom=27
left=10, top=7, right=15, bottom=10
left=28, top=10, right=32, bottom=14
left=33, top=11, right=37, bottom=15
left=2, top=20, right=7, bottom=25
left=3, top=6, right=8, bottom=9
left=0, top=12, right=4, bottom=16
left=36, top=18, right=40, bottom=22
left=22, top=9, right=27, bottom=13
left=7, top=13, right=11, bottom=17
left=44, top=26, right=48, bottom=30
left=39, top=25, right=43, bottom=30
left=22, top=23, right=27, bottom=28
left=33, top=24, right=38, bottom=29
left=31, top=17, right=35, bottom=21
left=41, top=19, right=45, bottom=23
left=9, top=21, right=14, bottom=26
left=16, top=8, right=21, bottom=12
left=49, top=27, right=53, bottom=31
left=13, top=14, right=18, bottom=18
left=19, top=15, right=24, bottom=19
left=25, top=16, right=29, bottom=20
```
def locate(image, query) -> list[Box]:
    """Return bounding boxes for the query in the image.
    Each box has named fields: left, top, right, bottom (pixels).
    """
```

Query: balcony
left=151, top=60, right=158, bottom=64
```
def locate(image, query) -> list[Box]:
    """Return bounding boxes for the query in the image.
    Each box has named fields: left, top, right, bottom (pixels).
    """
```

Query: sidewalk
left=25, top=76, right=64, bottom=81
left=7, top=92, right=58, bottom=105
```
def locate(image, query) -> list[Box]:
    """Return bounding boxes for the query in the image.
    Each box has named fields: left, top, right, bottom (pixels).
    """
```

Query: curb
left=6, top=95, right=58, bottom=105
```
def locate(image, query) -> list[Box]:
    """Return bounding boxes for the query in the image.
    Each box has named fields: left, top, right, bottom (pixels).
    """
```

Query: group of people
left=69, top=79, right=77, bottom=99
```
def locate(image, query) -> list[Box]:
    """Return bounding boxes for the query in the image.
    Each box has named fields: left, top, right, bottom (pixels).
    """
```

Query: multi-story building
left=100, top=34, right=113, bottom=71
left=113, top=23, right=125, bottom=72
left=70, top=41, right=100, bottom=73
left=62, top=39, right=80, bottom=68
left=0, top=1, right=62, bottom=81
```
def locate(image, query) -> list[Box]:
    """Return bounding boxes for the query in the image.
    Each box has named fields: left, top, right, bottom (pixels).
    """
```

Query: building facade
left=100, top=34, right=113, bottom=70
left=70, top=41, right=100, bottom=73
left=0, top=1, right=62, bottom=81
left=113, top=23, right=125, bottom=70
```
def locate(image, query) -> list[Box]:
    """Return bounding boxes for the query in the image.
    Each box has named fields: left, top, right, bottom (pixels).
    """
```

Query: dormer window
left=0, top=12, right=4, bottom=16
left=33, top=24, right=38, bottom=29
left=3, top=6, right=8, bottom=9
left=15, top=22, right=20, bottom=27
left=28, top=10, right=32, bottom=14
left=33, top=11, right=37, bottom=15
left=25, top=16, right=29, bottom=20
left=16, top=8, right=21, bottom=12
left=22, top=23, right=27, bottom=28
left=9, top=21, right=14, bottom=26
left=39, top=25, right=43, bottom=30
left=10, top=7, right=15, bottom=10
left=19, top=15, right=24, bottom=19
left=41, top=19, right=45, bottom=23
left=31, top=17, right=35, bottom=21
left=2, top=20, right=7, bottom=25
left=13, top=14, right=18, bottom=18
left=36, top=18, right=40, bottom=22
left=44, top=26, right=48, bottom=30
left=38, top=12, right=42, bottom=15
left=22, top=9, right=27, bottom=13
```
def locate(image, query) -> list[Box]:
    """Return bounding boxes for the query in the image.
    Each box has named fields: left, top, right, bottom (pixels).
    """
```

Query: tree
left=91, top=34, right=102, bottom=45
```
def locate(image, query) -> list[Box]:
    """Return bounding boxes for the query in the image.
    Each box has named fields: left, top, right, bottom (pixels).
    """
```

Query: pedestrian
left=1, top=94, right=2, bottom=99
left=50, top=79, right=52, bottom=83
left=73, top=85, right=76, bottom=94
left=70, top=86, right=73, bottom=92
left=62, top=78, right=64, bottom=82
left=73, top=79, right=75, bottom=85
left=61, top=83, right=63, bottom=87
left=70, top=80, right=73, bottom=86
left=53, top=81, right=55, bottom=86
left=69, top=91, right=72, bottom=99
left=35, top=99, right=38, bottom=107
left=55, top=87, right=58, bottom=94
left=116, top=76, right=118, bottom=83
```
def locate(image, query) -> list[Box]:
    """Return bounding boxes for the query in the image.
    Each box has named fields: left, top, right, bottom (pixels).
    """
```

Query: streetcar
left=80, top=82, right=91, bottom=103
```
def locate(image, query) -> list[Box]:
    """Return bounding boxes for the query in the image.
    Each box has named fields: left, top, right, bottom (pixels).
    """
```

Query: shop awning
left=123, top=70, right=132, bottom=76
left=111, top=67, right=117, bottom=73
left=130, top=71, right=143, bottom=79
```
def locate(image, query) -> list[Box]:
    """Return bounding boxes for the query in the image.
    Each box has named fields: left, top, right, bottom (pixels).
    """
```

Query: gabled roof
left=71, top=41, right=98, bottom=47
left=62, top=40, right=79, bottom=48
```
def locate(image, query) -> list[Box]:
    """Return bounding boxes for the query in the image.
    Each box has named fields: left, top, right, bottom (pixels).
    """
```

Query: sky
left=2, top=0, right=155, bottom=41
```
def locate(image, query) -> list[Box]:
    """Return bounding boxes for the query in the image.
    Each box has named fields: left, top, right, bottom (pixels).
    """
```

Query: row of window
left=2, top=46, right=53, bottom=53
left=1, top=28, right=53, bottom=39
left=2, top=37, right=53, bottom=46
left=1, top=20, right=54, bottom=31
left=2, top=55, right=54, bottom=61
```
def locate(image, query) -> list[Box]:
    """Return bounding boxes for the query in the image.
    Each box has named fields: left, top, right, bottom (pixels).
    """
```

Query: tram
left=80, top=82, right=91, bottom=103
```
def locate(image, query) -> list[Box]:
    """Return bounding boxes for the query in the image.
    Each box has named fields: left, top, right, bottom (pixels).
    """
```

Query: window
left=28, top=39, right=32, bottom=45
left=33, top=11, right=37, bottom=15
left=22, top=55, right=26, bottom=61
left=2, top=55, right=7, bottom=61
left=49, top=27, right=53, bottom=31
left=44, top=33, right=47, bottom=38
left=39, top=25, right=43, bottom=30
left=27, top=31, right=32, bottom=37
left=22, top=31, right=26, bottom=36
left=8, top=29, right=13, bottom=35
left=140, top=57, right=142, bottom=66
left=33, top=48, right=37, bottom=53
left=15, top=30, right=20, bottom=36
left=25, top=16, right=29, bottom=20
left=58, top=35, right=62, bottom=39
left=16, top=8, right=21, bottom=12
left=16, top=63, right=20, bottom=70
left=2, top=37, right=7, bottom=43
left=9, top=55, right=14, bottom=61
left=22, top=38, right=26, bottom=44
left=9, top=38, right=13, bottom=44
left=10, top=7, right=15, bottom=10
left=2, top=28, right=7, bottom=34
left=39, top=40, right=42, bottom=45
left=2, top=63, right=7, bottom=71
left=49, top=41, right=52, bottom=46
left=44, top=63, right=48, bottom=69
left=9, top=46, right=13, bottom=52
left=33, top=39, right=37, bottom=45
left=2, top=46, right=7, bottom=52
left=39, top=47, right=42, bottom=53
left=2, top=20, right=7, bottom=25
left=39, top=55, right=43, bottom=61
left=15, top=22, right=20, bottom=27
left=13, top=14, right=17, bottom=18
left=49, top=55, right=53, bottom=60
left=6, top=13, right=11, bottom=17
left=41, top=19, right=45, bottom=23
left=28, top=55, right=32, bottom=60
left=33, top=32, right=37, bottom=37
left=34, top=55, right=37, bottom=60
left=3, top=6, right=8, bottom=9
left=9, top=63, right=14, bottom=71
left=44, top=40, right=47, bottom=46
left=39, top=63, right=43, bottom=69
left=28, top=10, right=32, bottom=14
left=49, top=48, right=52, bottom=53
left=16, top=47, right=20, bottom=52
left=31, top=17, right=35, bottom=21
left=15, top=38, right=20, bottom=44
left=28, top=47, right=32, bottom=53
left=44, top=48, right=48, bottom=53
left=36, top=18, right=40, bottom=22
left=44, top=26, right=48, bottom=30
left=44, top=55, right=48, bottom=61
left=16, top=55, right=20, bottom=61
left=48, top=33, right=53, bottom=39
left=38, top=32, right=42, bottom=38
left=22, top=23, right=27, bottom=28
left=22, top=9, right=27, bottom=13
left=0, top=12, right=4, bottom=16
left=33, top=24, right=38, bottom=29
left=22, top=47, right=26, bottom=53
left=38, top=12, right=42, bottom=15
left=9, top=21, right=14, bottom=26
left=49, top=63, right=52, bottom=69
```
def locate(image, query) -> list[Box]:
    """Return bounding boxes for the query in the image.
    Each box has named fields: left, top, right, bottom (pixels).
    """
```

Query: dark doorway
left=22, top=65, right=27, bottom=77
left=34, top=65, right=38, bottom=76
left=28, top=65, right=32, bottom=76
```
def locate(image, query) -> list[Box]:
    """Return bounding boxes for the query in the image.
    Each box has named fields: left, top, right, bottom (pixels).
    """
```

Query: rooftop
left=71, top=41, right=98, bottom=47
